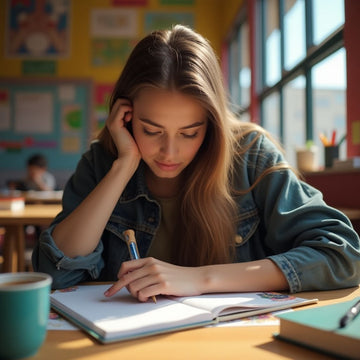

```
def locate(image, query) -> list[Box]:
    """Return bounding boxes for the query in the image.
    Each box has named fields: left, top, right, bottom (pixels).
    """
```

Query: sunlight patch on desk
left=57, top=338, right=90, bottom=350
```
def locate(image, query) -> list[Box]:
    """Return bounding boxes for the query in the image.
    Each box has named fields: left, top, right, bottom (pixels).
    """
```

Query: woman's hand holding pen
left=104, top=257, right=289, bottom=301
left=107, top=99, right=141, bottom=166
left=104, top=258, right=205, bottom=301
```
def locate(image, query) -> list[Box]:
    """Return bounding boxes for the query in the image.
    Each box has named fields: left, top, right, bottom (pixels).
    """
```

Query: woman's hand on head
left=106, top=98, right=141, bottom=164
left=104, top=258, right=205, bottom=302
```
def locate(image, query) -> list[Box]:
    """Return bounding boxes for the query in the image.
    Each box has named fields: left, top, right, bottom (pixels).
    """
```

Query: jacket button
left=235, top=235, right=243, bottom=244
left=148, top=217, right=155, bottom=223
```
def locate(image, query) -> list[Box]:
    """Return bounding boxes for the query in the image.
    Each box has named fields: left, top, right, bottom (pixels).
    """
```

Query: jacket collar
left=119, top=161, right=150, bottom=202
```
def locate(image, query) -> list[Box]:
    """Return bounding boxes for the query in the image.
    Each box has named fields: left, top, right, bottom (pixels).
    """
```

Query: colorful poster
left=92, top=38, right=137, bottom=66
left=58, top=85, right=76, bottom=102
left=0, top=90, right=11, bottom=131
left=95, top=84, right=113, bottom=106
left=145, top=12, right=194, bottom=32
left=6, top=0, right=70, bottom=58
left=159, top=0, right=195, bottom=5
left=61, top=136, right=81, bottom=153
left=14, top=92, right=53, bottom=133
left=62, top=104, right=82, bottom=132
left=94, top=84, right=113, bottom=131
left=0, top=79, right=91, bottom=171
left=22, top=60, right=57, bottom=75
left=91, top=8, right=138, bottom=38
left=112, top=0, right=148, bottom=6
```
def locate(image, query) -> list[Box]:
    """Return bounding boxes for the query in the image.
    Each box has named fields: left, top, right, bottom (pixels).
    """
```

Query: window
left=262, top=92, right=280, bottom=142
left=239, top=22, right=251, bottom=107
left=264, top=0, right=281, bottom=87
left=283, top=76, right=306, bottom=159
left=283, top=0, right=306, bottom=71
left=228, top=18, right=251, bottom=120
left=313, top=0, right=344, bottom=45
left=227, top=0, right=346, bottom=167
left=312, top=48, right=347, bottom=161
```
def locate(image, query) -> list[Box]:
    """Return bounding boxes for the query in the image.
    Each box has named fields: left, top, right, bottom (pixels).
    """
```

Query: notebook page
left=51, top=285, right=214, bottom=341
left=173, top=292, right=313, bottom=317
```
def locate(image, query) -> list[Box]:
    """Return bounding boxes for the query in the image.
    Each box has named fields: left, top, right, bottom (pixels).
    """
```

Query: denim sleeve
left=32, top=144, right=110, bottom=289
left=249, top=135, right=360, bottom=293
left=32, top=225, right=105, bottom=289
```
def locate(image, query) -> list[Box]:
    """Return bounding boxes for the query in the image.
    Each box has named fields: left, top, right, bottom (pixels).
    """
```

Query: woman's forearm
left=199, top=259, right=289, bottom=293
left=105, top=257, right=289, bottom=300
left=52, top=158, right=137, bottom=258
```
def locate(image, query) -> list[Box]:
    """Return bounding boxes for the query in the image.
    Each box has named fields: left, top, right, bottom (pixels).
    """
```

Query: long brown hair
left=97, top=25, right=289, bottom=266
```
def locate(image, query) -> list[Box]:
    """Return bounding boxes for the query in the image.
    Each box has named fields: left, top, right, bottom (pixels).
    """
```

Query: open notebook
left=50, top=284, right=317, bottom=343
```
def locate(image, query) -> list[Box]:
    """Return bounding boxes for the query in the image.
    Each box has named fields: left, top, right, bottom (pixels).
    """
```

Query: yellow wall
left=220, top=0, right=244, bottom=38
left=0, top=0, right=243, bottom=83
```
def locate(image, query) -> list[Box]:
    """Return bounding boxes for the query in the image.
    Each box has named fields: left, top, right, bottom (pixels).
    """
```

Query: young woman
left=33, top=25, right=360, bottom=300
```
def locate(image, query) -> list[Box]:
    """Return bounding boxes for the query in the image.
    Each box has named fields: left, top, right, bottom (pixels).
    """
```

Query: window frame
left=226, top=0, right=345, bottom=148
left=258, top=0, right=344, bottom=144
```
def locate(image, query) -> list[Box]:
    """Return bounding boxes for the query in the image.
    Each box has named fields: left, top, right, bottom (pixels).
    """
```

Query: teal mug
left=0, top=272, right=52, bottom=359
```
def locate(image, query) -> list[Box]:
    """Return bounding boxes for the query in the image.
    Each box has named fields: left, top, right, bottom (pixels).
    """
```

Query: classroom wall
left=0, top=0, right=242, bottom=81
left=344, top=0, right=360, bottom=157
left=305, top=170, right=360, bottom=233
left=0, top=0, right=243, bottom=189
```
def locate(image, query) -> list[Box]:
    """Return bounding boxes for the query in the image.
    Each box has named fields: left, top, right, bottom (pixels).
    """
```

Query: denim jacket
left=32, top=132, right=360, bottom=292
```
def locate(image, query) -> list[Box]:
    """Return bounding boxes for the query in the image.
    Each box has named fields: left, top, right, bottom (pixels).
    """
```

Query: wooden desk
left=0, top=204, right=61, bottom=272
left=24, top=190, right=63, bottom=204
left=32, top=286, right=359, bottom=360
left=338, top=208, right=360, bottom=221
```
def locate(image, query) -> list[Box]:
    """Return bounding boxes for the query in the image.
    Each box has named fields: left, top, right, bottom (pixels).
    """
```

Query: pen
left=339, top=299, right=360, bottom=328
left=123, top=229, right=157, bottom=303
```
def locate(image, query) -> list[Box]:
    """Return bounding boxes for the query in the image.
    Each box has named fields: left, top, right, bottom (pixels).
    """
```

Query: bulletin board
left=0, top=78, right=93, bottom=172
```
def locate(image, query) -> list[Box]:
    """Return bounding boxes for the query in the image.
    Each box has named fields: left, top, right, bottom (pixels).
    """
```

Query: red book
left=0, top=196, right=25, bottom=211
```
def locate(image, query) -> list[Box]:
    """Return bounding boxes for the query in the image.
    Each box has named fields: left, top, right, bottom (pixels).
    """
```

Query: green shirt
left=147, top=195, right=179, bottom=262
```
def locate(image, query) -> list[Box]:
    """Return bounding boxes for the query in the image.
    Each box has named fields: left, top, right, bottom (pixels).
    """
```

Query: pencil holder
left=324, top=145, right=339, bottom=168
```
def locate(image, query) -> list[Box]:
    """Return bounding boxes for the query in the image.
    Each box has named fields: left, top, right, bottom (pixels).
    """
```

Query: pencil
left=123, top=229, right=157, bottom=303
left=331, top=130, right=336, bottom=146
left=337, top=133, right=347, bottom=147
left=319, top=133, right=330, bottom=146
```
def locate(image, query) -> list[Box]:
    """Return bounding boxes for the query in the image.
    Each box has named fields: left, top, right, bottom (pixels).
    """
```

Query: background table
left=32, top=286, right=360, bottom=360
left=24, top=190, right=63, bottom=204
left=0, top=204, right=61, bottom=272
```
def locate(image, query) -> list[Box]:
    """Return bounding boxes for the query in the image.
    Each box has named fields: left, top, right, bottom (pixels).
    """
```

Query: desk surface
left=0, top=204, right=62, bottom=272
left=0, top=204, right=61, bottom=225
left=32, top=286, right=360, bottom=360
